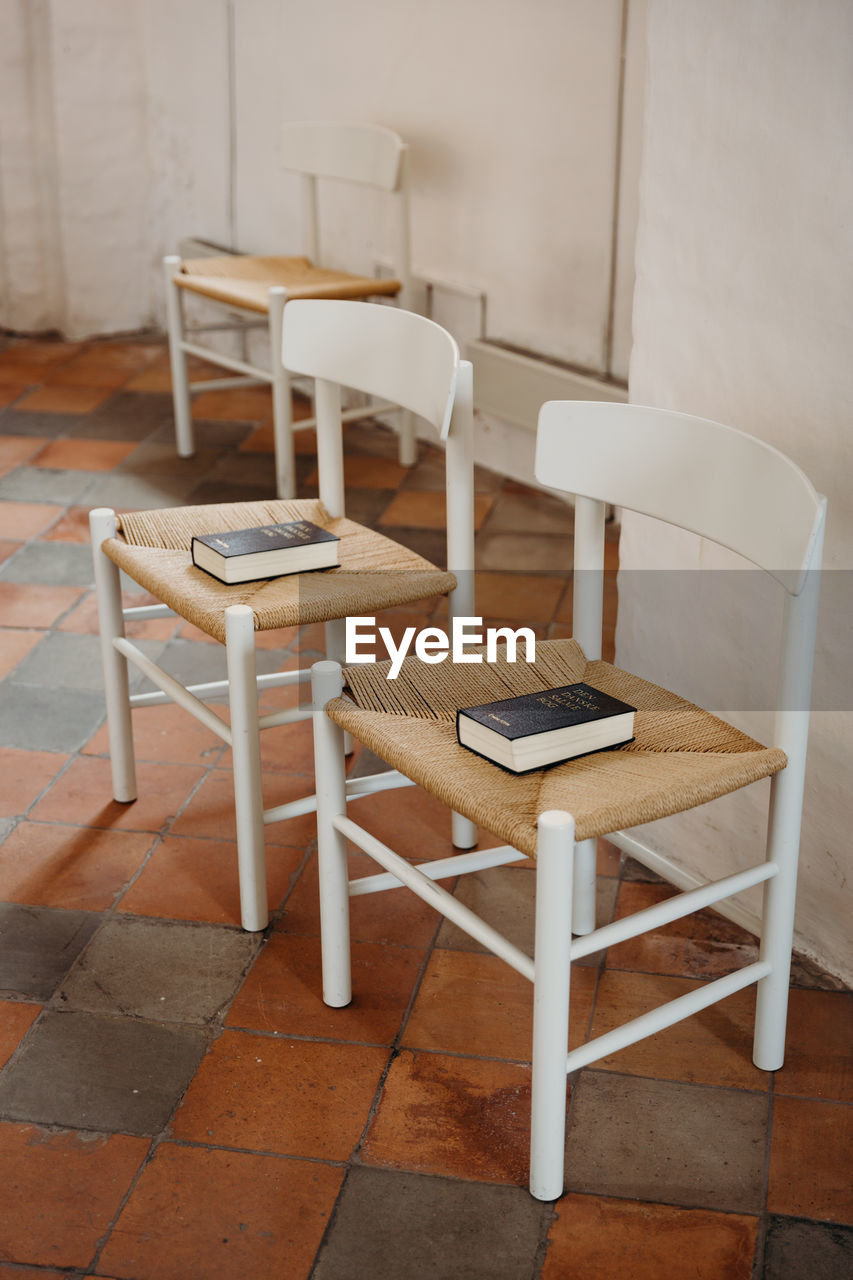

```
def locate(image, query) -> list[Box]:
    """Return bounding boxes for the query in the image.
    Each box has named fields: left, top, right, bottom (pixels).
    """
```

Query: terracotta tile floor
left=0, top=333, right=850, bottom=1280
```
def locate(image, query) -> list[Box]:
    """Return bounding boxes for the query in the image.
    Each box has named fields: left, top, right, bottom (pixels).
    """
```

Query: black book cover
left=457, top=682, right=636, bottom=741
left=192, top=520, right=339, bottom=560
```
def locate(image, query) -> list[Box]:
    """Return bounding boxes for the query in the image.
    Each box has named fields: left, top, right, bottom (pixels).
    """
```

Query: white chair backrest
left=535, top=402, right=824, bottom=595
left=282, top=299, right=458, bottom=438
left=280, top=122, right=405, bottom=191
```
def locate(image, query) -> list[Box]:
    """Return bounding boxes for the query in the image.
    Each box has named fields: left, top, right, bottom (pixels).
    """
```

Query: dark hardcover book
left=191, top=519, right=340, bottom=584
left=456, top=681, right=636, bottom=774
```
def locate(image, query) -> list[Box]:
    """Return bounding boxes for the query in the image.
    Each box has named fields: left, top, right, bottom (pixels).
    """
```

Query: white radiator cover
left=467, top=339, right=627, bottom=433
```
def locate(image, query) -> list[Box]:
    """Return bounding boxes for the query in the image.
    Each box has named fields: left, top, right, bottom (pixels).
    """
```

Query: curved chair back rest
left=535, top=401, right=824, bottom=595
left=282, top=299, right=459, bottom=438
left=280, top=122, right=405, bottom=191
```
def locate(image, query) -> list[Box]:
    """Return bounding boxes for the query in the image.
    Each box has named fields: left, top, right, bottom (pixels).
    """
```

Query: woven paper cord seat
left=103, top=498, right=455, bottom=644
left=327, top=638, right=787, bottom=857
left=175, top=255, right=401, bottom=315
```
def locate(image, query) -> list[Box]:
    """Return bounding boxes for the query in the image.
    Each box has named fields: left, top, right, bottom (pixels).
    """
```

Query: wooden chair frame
left=90, top=301, right=476, bottom=934
left=311, top=400, right=825, bottom=1199
left=164, top=122, right=414, bottom=499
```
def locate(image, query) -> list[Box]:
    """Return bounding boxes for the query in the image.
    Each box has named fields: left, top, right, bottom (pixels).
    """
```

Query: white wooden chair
left=310, top=400, right=825, bottom=1200
left=90, top=300, right=476, bottom=934
left=164, top=122, right=414, bottom=499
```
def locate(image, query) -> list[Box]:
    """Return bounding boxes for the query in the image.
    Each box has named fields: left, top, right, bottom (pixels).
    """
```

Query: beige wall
left=619, top=0, right=853, bottom=982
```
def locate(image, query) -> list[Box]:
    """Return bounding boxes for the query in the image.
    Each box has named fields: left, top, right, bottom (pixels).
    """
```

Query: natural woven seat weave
left=328, top=639, right=787, bottom=856
left=175, top=255, right=401, bottom=315
left=103, top=499, right=455, bottom=644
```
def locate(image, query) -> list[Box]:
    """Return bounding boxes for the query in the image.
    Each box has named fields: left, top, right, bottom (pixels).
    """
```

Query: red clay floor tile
left=38, top=504, right=98, bottom=544
left=0, top=437, right=50, bottom=474
left=168, top=767, right=317, bottom=846
left=279, top=848, right=443, bottom=947
left=0, top=1002, right=40, bottom=1068
left=767, top=1095, right=853, bottom=1223
left=16, top=385, right=111, bottom=414
left=0, top=630, right=42, bottom=680
left=58, top=589, right=179, bottom=638
left=226, top=932, right=425, bottom=1045
left=0, top=1122, right=149, bottom=1271
left=362, top=1048, right=533, bottom=1186
left=0, top=1265, right=70, bottom=1278
left=0, top=366, right=43, bottom=390
left=305, top=452, right=412, bottom=490
left=0, top=340, right=84, bottom=366
left=0, top=747, right=70, bottom=817
left=30, top=437, right=137, bottom=470
left=218, top=714, right=315, bottom=776
left=402, top=948, right=597, bottom=1062
left=118, top=834, right=304, bottom=926
left=457, top=571, right=565, bottom=623
left=334, top=783, right=466, bottom=865
left=171, top=1028, right=388, bottom=1159
left=0, top=583, right=84, bottom=629
left=0, top=821, right=154, bottom=910
left=588, top=969, right=770, bottom=1091
left=606, top=880, right=760, bottom=979
left=84, top=701, right=225, bottom=765
left=0, top=502, right=63, bottom=541
left=0, top=384, right=34, bottom=409
left=190, top=384, right=273, bottom=420
left=44, top=361, right=135, bottom=391
left=379, top=487, right=495, bottom=530
left=96, top=1142, right=342, bottom=1280
left=773, top=987, right=853, bottom=1101
left=541, top=1194, right=759, bottom=1280
left=29, top=756, right=206, bottom=833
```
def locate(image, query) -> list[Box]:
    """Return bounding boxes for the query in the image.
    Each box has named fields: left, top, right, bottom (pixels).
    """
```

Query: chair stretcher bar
left=565, top=961, right=771, bottom=1075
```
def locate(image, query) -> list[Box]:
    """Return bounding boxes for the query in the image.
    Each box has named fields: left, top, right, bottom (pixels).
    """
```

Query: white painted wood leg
left=398, top=408, right=417, bottom=467
left=89, top=508, right=137, bottom=803
left=164, top=255, right=194, bottom=457
left=324, top=618, right=353, bottom=755
left=451, top=813, right=478, bottom=849
left=530, top=810, right=574, bottom=1201
left=268, top=286, right=295, bottom=499
left=311, top=660, right=352, bottom=1007
left=571, top=837, right=597, bottom=935
left=753, top=767, right=803, bottom=1070
left=225, top=604, right=268, bottom=932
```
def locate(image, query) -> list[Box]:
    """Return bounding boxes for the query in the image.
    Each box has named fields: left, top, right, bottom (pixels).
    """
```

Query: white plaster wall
left=0, top=0, right=64, bottom=331
left=141, top=0, right=232, bottom=321
left=0, top=0, right=644, bottom=377
left=48, top=0, right=151, bottom=336
left=620, top=0, right=853, bottom=982
left=232, top=0, right=628, bottom=372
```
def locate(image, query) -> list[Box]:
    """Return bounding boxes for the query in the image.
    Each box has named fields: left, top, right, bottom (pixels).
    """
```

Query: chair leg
left=753, top=770, right=801, bottom=1070
left=324, top=619, right=353, bottom=755
left=451, top=813, right=478, bottom=849
left=571, top=837, right=597, bottom=935
left=398, top=409, right=417, bottom=467
left=225, top=604, right=268, bottom=932
left=311, top=660, right=352, bottom=1007
left=89, top=508, right=137, bottom=803
left=163, top=255, right=194, bottom=457
left=530, top=810, right=574, bottom=1201
left=268, top=286, right=295, bottom=499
